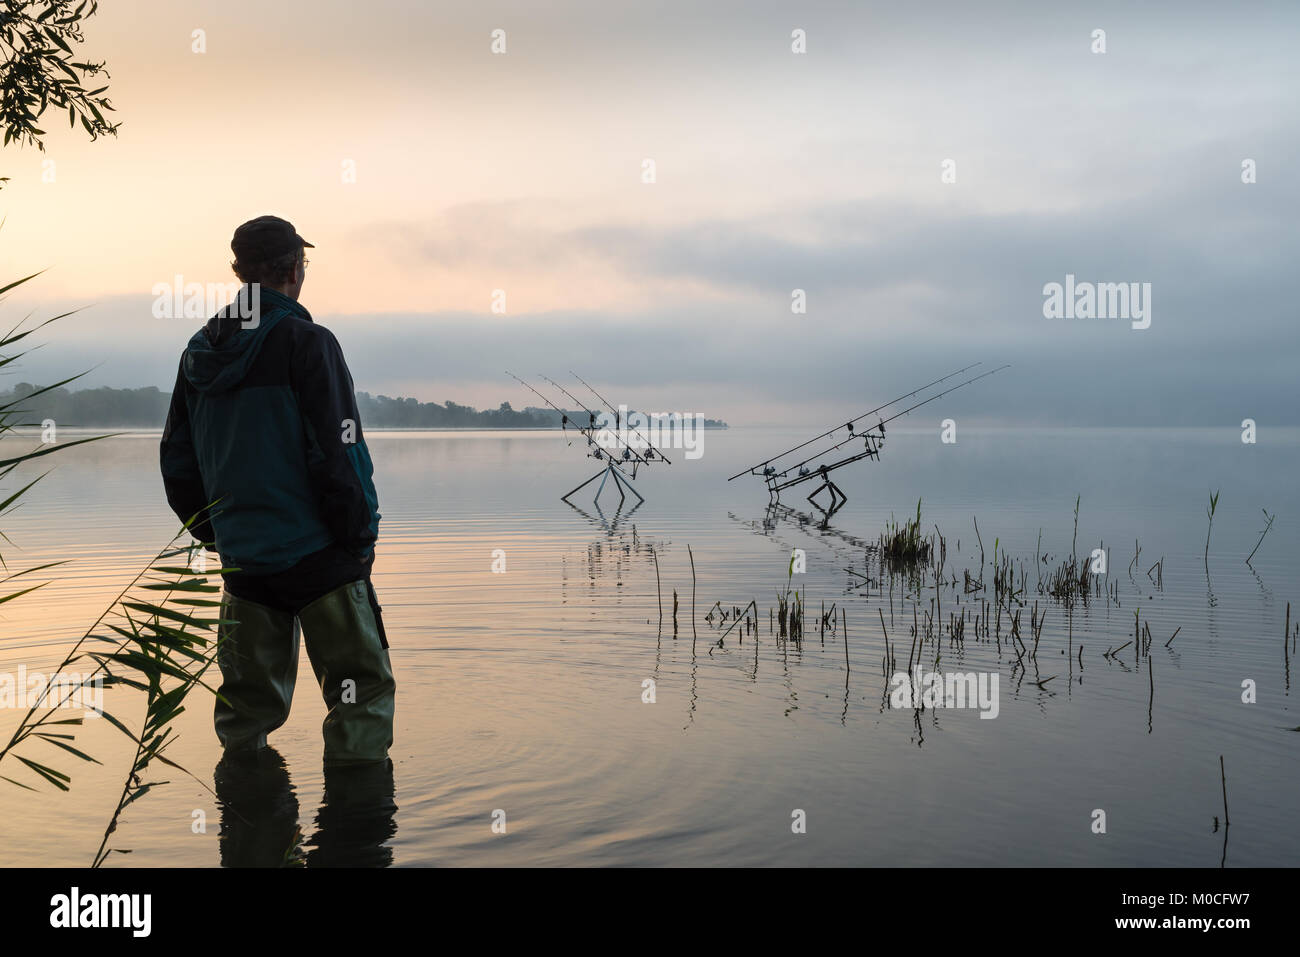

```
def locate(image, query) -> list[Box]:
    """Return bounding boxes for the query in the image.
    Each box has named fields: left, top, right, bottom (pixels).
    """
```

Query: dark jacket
left=159, top=286, right=380, bottom=575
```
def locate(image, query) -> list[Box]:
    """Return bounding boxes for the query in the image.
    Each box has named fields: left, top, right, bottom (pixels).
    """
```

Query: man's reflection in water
left=215, top=749, right=397, bottom=867
left=304, top=759, right=398, bottom=867
left=215, top=748, right=301, bottom=867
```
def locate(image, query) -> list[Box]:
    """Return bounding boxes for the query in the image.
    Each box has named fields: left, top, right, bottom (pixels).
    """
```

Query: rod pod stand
left=805, top=473, right=847, bottom=516
left=561, top=459, right=645, bottom=507
left=766, top=467, right=846, bottom=518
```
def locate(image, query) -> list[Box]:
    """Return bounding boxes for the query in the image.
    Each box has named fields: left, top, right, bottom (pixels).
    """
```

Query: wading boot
left=214, top=592, right=300, bottom=752
left=297, top=579, right=396, bottom=766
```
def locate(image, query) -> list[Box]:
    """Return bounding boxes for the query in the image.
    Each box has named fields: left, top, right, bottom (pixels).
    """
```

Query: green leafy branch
left=0, top=0, right=119, bottom=188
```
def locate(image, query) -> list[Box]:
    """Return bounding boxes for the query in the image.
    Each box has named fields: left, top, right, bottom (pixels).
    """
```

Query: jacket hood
left=182, top=286, right=310, bottom=394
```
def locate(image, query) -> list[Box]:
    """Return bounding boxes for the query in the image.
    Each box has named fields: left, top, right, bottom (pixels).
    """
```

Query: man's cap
left=231, top=215, right=314, bottom=263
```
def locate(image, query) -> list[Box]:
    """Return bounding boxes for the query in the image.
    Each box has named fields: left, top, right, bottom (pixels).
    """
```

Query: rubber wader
left=215, top=579, right=395, bottom=765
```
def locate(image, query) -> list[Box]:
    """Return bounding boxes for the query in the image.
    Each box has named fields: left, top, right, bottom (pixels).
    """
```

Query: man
left=160, top=215, right=395, bottom=766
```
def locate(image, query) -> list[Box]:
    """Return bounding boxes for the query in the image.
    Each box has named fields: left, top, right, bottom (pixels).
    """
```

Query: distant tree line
left=0, top=383, right=727, bottom=429
left=354, top=393, right=550, bottom=429
left=1, top=383, right=168, bottom=426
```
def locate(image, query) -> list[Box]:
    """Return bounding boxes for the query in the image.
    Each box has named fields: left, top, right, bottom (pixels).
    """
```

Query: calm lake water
left=1, top=426, right=1297, bottom=866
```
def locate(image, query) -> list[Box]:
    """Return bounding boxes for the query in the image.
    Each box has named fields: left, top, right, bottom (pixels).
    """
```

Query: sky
left=1, top=0, right=1296, bottom=426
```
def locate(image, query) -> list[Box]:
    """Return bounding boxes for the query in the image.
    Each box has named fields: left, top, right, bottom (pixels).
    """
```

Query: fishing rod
left=875, top=363, right=1009, bottom=430
left=739, top=363, right=1010, bottom=516
left=771, top=365, right=1011, bottom=480
left=727, top=361, right=983, bottom=481
left=539, top=374, right=651, bottom=468
left=506, top=371, right=632, bottom=472
left=569, top=370, right=673, bottom=466
left=507, top=371, right=647, bottom=507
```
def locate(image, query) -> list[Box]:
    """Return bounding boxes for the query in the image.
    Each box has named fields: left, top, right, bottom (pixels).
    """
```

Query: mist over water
left=1, top=426, right=1296, bottom=866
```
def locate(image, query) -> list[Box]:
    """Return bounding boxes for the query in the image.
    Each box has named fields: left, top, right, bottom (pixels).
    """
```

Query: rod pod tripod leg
left=561, top=460, right=646, bottom=506
left=807, top=477, right=847, bottom=516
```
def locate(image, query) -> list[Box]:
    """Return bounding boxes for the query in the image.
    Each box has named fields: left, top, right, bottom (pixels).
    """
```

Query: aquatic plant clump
left=1045, top=556, right=1091, bottom=606
left=880, top=499, right=932, bottom=566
